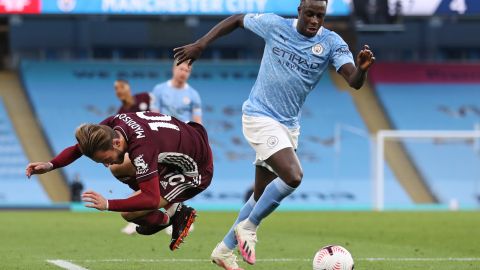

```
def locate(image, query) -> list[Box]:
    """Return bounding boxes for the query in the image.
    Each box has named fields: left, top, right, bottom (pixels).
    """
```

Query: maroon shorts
left=159, top=122, right=213, bottom=203
left=158, top=164, right=212, bottom=203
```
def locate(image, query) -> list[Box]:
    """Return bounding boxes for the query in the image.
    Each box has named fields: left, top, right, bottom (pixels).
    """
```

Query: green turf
left=0, top=211, right=479, bottom=269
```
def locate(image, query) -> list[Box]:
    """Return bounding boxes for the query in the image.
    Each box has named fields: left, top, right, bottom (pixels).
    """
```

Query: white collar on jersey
left=167, top=79, right=189, bottom=90
left=292, top=19, right=324, bottom=37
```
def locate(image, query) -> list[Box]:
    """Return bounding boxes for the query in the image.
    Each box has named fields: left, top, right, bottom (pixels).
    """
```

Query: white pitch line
left=362, top=258, right=480, bottom=262
left=55, top=257, right=480, bottom=263
left=46, top=260, right=89, bottom=270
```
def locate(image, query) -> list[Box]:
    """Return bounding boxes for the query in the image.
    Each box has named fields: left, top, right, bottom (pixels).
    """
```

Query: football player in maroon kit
left=26, top=111, right=213, bottom=251
left=114, top=78, right=158, bottom=235
left=114, top=79, right=158, bottom=114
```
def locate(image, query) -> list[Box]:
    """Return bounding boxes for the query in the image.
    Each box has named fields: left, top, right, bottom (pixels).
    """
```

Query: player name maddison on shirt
left=114, top=113, right=145, bottom=138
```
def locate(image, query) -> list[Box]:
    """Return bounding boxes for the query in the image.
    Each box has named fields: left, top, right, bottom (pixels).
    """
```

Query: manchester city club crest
left=57, top=0, right=76, bottom=12
left=311, top=44, right=324, bottom=55
left=267, top=136, right=279, bottom=148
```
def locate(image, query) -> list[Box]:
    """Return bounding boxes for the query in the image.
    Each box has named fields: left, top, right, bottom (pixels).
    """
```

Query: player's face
left=92, top=147, right=125, bottom=167
left=172, top=63, right=192, bottom=83
left=297, top=0, right=327, bottom=37
left=114, top=81, right=131, bottom=100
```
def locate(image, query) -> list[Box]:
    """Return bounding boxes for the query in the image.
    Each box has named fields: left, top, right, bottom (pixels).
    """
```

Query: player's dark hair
left=173, top=59, right=193, bottom=70
left=75, top=124, right=117, bottom=158
left=300, top=0, right=328, bottom=6
left=173, top=58, right=180, bottom=67
left=115, top=78, right=129, bottom=85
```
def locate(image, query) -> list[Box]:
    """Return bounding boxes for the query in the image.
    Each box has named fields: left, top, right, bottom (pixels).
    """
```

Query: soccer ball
left=313, top=245, right=354, bottom=270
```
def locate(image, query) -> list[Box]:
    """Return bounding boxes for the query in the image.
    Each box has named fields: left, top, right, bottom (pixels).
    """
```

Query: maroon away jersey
left=100, top=112, right=211, bottom=183
left=117, top=92, right=153, bottom=114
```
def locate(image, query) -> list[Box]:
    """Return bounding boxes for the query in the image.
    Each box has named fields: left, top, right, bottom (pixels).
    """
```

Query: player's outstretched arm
left=173, top=14, right=245, bottom=65
left=26, top=144, right=83, bottom=178
left=339, top=44, right=376, bottom=90
left=25, top=162, right=53, bottom=178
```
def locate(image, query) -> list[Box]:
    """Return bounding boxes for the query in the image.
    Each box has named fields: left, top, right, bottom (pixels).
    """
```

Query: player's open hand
left=173, top=41, right=205, bottom=66
left=25, top=162, right=53, bottom=178
left=357, top=44, right=375, bottom=71
left=82, top=190, right=108, bottom=211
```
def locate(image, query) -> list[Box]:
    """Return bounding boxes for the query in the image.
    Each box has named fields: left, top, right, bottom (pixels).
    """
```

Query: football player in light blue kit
left=152, top=61, right=202, bottom=124
left=174, top=0, right=375, bottom=269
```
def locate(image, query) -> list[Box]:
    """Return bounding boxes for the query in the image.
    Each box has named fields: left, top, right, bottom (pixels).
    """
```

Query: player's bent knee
left=158, top=196, right=169, bottom=209
left=285, top=169, right=303, bottom=188
left=120, top=212, right=132, bottom=221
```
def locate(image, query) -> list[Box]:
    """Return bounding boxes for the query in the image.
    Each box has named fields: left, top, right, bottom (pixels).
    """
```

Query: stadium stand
left=0, top=97, right=50, bottom=204
left=371, top=63, right=480, bottom=207
left=21, top=61, right=480, bottom=208
left=0, top=71, right=69, bottom=203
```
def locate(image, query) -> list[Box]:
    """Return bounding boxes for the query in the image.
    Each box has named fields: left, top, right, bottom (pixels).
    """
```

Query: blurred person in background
left=26, top=111, right=213, bottom=251
left=115, top=79, right=158, bottom=114
left=152, top=61, right=202, bottom=124
left=174, top=0, right=375, bottom=268
left=70, top=173, right=84, bottom=202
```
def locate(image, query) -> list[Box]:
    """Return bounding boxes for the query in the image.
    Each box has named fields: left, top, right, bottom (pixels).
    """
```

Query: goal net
left=374, top=129, right=480, bottom=211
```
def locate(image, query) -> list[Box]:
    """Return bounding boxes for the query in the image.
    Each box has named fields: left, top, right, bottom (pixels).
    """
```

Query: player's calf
left=128, top=210, right=170, bottom=236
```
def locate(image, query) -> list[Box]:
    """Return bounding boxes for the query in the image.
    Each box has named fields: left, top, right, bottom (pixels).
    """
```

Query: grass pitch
left=0, top=211, right=479, bottom=270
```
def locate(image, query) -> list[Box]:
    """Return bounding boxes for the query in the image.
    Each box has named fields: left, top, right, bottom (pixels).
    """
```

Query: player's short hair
left=173, top=59, right=192, bottom=69
left=75, top=124, right=117, bottom=158
left=115, top=78, right=129, bottom=85
left=300, top=0, right=328, bottom=6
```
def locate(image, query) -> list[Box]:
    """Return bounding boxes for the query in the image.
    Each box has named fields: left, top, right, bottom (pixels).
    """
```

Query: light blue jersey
left=242, top=13, right=354, bottom=128
left=151, top=80, right=202, bottom=122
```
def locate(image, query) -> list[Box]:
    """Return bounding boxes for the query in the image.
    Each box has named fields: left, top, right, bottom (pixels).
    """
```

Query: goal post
left=374, top=129, right=480, bottom=211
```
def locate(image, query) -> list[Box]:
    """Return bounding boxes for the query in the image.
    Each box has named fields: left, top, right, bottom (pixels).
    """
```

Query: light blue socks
left=223, top=194, right=256, bottom=249
left=248, top=178, right=296, bottom=226
left=222, top=179, right=296, bottom=250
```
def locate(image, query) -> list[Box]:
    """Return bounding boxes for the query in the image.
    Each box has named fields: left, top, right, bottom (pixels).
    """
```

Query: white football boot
left=234, top=220, right=257, bottom=265
left=211, top=243, right=244, bottom=270
left=121, top=222, right=137, bottom=235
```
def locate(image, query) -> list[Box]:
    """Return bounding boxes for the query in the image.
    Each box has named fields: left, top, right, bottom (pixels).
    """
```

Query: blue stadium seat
left=0, top=97, right=50, bottom=204
left=376, top=83, right=480, bottom=207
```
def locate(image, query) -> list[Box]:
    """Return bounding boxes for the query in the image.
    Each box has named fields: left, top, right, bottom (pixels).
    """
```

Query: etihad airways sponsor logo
left=272, top=47, right=322, bottom=75
left=273, top=47, right=321, bottom=70
left=115, top=114, right=145, bottom=139
left=101, top=0, right=268, bottom=13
